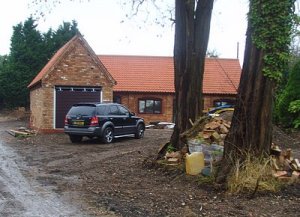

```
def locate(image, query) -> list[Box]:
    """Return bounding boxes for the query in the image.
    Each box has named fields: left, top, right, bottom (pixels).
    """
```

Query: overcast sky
left=0, top=0, right=248, bottom=62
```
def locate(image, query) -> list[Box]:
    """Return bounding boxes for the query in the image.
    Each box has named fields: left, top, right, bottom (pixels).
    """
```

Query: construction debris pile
left=163, top=116, right=300, bottom=181
left=6, top=127, right=36, bottom=137
left=146, top=121, right=175, bottom=129
left=192, top=116, right=231, bottom=146
left=164, top=117, right=230, bottom=170
left=184, top=117, right=231, bottom=163
left=271, top=144, right=300, bottom=181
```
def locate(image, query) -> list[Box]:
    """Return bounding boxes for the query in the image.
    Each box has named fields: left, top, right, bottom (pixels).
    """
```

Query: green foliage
left=0, top=17, right=79, bottom=108
left=4, top=17, right=47, bottom=107
left=54, top=21, right=79, bottom=48
left=249, top=0, right=296, bottom=83
left=288, top=99, right=300, bottom=113
left=44, top=20, right=79, bottom=56
left=0, top=55, right=7, bottom=66
left=0, top=55, right=8, bottom=107
left=288, top=100, right=300, bottom=128
left=276, top=60, right=300, bottom=127
left=166, top=143, right=176, bottom=153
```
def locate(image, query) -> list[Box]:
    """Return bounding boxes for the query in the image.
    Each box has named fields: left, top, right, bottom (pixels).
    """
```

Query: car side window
left=96, top=105, right=107, bottom=115
left=109, top=105, right=119, bottom=115
left=118, top=106, right=129, bottom=116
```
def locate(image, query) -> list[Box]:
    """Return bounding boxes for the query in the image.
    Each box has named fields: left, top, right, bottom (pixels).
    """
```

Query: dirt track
left=0, top=118, right=300, bottom=217
left=0, top=120, right=93, bottom=216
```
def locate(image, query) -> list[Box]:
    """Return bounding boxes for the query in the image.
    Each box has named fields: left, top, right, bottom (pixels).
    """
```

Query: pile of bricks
left=197, top=117, right=231, bottom=146
left=271, top=144, right=300, bottom=181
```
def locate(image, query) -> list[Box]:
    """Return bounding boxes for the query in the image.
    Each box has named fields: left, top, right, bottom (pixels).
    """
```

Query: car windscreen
left=67, top=106, right=96, bottom=116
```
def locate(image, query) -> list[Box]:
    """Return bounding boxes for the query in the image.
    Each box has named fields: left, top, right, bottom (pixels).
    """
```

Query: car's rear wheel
left=135, top=124, right=144, bottom=139
left=102, top=127, right=114, bottom=143
left=69, top=135, right=82, bottom=143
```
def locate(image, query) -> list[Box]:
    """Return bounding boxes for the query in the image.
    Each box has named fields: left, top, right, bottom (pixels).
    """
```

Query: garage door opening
left=55, top=86, right=102, bottom=128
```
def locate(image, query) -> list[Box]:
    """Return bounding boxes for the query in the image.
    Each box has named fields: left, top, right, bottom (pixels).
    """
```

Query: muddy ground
left=0, top=115, right=299, bottom=217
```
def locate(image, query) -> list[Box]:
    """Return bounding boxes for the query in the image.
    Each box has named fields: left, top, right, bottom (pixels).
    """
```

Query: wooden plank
left=10, top=129, right=30, bottom=136
left=7, top=129, right=31, bottom=137
left=6, top=130, right=16, bottom=137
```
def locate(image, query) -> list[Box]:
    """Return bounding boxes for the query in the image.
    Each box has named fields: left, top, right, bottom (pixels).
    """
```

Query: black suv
left=64, top=103, right=145, bottom=143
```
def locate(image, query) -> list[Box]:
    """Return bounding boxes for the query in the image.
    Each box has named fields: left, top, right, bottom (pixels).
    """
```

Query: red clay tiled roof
left=99, top=55, right=241, bottom=94
left=204, top=58, right=241, bottom=94
left=28, top=34, right=116, bottom=88
left=29, top=33, right=240, bottom=93
left=99, top=55, right=174, bottom=93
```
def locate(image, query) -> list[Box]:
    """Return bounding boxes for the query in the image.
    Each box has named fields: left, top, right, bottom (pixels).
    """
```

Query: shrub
left=276, top=60, right=300, bottom=127
left=288, top=99, right=300, bottom=128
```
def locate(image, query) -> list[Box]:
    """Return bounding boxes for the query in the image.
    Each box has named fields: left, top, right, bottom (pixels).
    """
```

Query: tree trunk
left=170, top=0, right=214, bottom=150
left=216, top=0, right=295, bottom=184
left=216, top=19, right=275, bottom=184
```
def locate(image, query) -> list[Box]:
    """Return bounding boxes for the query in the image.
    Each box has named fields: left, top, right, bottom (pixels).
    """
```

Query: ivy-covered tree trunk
left=171, top=0, right=214, bottom=150
left=215, top=27, right=274, bottom=183
left=216, top=0, right=295, bottom=184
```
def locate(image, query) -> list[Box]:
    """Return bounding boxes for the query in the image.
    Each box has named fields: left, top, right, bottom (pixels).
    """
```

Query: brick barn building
left=28, top=34, right=241, bottom=131
left=28, top=34, right=116, bottom=132
left=99, top=55, right=241, bottom=124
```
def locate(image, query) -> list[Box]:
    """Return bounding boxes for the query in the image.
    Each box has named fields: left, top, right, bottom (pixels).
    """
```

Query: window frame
left=138, top=98, right=162, bottom=114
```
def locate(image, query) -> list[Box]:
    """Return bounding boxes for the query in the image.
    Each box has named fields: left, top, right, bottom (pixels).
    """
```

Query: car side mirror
left=130, top=112, right=135, bottom=116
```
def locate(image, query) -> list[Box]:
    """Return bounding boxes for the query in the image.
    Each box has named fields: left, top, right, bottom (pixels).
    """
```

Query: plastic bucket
left=187, top=139, right=203, bottom=153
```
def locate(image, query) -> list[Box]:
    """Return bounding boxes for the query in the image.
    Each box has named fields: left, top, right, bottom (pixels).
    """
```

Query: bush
left=288, top=100, right=300, bottom=128
left=276, top=60, right=300, bottom=127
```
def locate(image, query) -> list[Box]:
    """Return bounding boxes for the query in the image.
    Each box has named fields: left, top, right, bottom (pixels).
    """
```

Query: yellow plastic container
left=185, top=152, right=205, bottom=175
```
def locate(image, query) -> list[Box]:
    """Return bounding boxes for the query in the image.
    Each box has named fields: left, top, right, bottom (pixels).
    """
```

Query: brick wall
left=29, top=39, right=114, bottom=130
left=114, top=92, right=174, bottom=124
left=29, top=85, right=45, bottom=129
left=43, top=40, right=113, bottom=102
left=113, top=92, right=236, bottom=124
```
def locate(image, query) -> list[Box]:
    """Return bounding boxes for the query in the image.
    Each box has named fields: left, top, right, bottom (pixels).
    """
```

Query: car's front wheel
left=102, top=127, right=114, bottom=143
left=69, top=135, right=82, bottom=143
left=135, top=124, right=145, bottom=139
